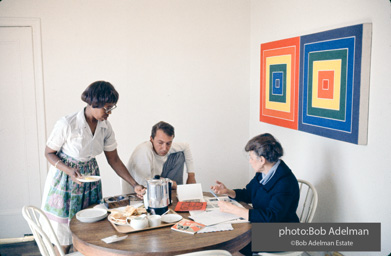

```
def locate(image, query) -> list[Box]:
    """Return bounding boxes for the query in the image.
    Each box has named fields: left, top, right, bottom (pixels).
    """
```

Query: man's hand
left=186, top=172, right=196, bottom=184
left=170, top=180, right=177, bottom=189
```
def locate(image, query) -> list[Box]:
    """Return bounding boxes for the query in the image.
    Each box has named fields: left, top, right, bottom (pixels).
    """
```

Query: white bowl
left=76, top=208, right=107, bottom=223
left=161, top=214, right=182, bottom=223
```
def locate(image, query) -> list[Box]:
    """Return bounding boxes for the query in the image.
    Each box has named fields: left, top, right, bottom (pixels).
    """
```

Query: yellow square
left=312, top=60, right=341, bottom=110
left=265, top=55, right=291, bottom=112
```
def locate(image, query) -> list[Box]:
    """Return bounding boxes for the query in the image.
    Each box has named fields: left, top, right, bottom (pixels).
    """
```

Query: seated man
left=121, top=121, right=196, bottom=193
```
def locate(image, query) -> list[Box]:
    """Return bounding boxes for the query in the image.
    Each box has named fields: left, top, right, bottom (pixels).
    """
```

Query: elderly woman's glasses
left=103, top=105, right=117, bottom=114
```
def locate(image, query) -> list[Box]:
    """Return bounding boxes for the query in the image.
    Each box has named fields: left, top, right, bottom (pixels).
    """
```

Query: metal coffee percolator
left=146, top=176, right=171, bottom=215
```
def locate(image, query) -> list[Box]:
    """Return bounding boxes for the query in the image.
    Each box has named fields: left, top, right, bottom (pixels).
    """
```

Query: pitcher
left=146, top=176, right=171, bottom=215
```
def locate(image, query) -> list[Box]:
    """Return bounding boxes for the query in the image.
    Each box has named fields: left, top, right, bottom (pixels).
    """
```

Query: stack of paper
left=197, top=223, right=233, bottom=233
left=176, top=184, right=248, bottom=233
left=189, top=209, right=240, bottom=226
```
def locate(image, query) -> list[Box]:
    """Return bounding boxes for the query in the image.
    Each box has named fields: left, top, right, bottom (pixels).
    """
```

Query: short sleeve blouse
left=46, top=108, right=117, bottom=162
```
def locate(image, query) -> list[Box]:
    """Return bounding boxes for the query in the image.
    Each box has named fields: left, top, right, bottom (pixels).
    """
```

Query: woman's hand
left=45, top=146, right=82, bottom=185
left=211, top=180, right=236, bottom=198
left=218, top=200, right=236, bottom=212
left=134, top=185, right=146, bottom=199
left=66, top=167, right=82, bottom=185
left=212, top=180, right=231, bottom=194
left=211, top=180, right=228, bottom=194
left=218, top=201, right=249, bottom=220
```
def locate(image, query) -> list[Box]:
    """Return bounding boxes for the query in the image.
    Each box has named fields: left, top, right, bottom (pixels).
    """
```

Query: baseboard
left=0, top=235, right=35, bottom=245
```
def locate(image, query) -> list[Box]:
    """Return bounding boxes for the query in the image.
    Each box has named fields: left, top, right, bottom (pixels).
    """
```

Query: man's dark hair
left=151, top=121, right=175, bottom=138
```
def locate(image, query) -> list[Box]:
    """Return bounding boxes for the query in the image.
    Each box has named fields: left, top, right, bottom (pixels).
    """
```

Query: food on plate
left=109, top=205, right=147, bottom=225
left=84, top=176, right=97, bottom=181
left=123, top=206, right=137, bottom=217
left=134, top=206, right=147, bottom=214
left=109, top=214, right=127, bottom=225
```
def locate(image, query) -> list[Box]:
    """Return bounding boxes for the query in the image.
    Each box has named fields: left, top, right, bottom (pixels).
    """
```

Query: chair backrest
left=22, top=205, right=65, bottom=256
left=296, top=179, right=318, bottom=223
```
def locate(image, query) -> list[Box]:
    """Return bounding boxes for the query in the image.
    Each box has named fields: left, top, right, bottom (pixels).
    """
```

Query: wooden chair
left=22, top=205, right=83, bottom=256
left=257, top=179, right=318, bottom=256
left=296, top=179, right=318, bottom=223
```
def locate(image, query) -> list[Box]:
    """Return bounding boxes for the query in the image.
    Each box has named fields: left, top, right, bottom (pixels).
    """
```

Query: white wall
left=0, top=0, right=250, bottom=195
left=250, top=0, right=391, bottom=255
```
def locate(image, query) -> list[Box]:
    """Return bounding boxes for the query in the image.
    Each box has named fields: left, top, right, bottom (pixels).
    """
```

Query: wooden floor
left=0, top=241, right=41, bottom=256
left=0, top=241, right=79, bottom=256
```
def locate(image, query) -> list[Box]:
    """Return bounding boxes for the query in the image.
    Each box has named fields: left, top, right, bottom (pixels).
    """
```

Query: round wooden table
left=70, top=192, right=251, bottom=255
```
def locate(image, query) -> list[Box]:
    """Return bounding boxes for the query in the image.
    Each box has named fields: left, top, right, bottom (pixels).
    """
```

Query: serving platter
left=108, top=209, right=182, bottom=233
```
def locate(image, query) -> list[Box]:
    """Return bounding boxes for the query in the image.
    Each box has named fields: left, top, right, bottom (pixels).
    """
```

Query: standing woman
left=41, top=81, right=144, bottom=254
left=211, top=133, right=300, bottom=255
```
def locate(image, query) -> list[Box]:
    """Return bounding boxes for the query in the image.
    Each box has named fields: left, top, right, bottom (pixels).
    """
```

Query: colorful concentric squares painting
left=260, top=24, right=371, bottom=144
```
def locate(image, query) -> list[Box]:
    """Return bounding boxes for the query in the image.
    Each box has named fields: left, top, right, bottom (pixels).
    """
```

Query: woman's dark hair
left=245, top=133, right=283, bottom=163
left=151, top=121, right=175, bottom=138
left=81, top=81, right=119, bottom=108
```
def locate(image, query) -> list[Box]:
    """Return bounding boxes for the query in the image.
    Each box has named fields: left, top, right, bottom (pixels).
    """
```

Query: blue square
left=272, top=72, right=284, bottom=95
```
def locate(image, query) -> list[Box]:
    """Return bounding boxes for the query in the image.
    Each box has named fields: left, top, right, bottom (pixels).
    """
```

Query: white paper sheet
left=189, top=209, right=241, bottom=226
left=203, top=196, right=244, bottom=209
left=177, top=183, right=205, bottom=202
left=197, top=223, right=233, bottom=233
left=189, top=196, right=249, bottom=225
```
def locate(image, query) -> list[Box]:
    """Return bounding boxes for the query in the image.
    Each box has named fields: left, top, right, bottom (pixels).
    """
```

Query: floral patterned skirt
left=43, top=151, right=102, bottom=224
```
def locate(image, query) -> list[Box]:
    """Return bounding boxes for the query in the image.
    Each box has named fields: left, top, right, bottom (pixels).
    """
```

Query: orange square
left=317, top=70, right=334, bottom=99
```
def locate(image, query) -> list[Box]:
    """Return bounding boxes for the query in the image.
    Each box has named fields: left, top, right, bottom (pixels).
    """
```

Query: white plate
left=161, top=214, right=182, bottom=223
left=76, top=208, right=107, bottom=223
left=77, top=176, right=101, bottom=182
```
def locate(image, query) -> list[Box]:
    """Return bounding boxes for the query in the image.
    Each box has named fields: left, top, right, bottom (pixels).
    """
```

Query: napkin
left=101, top=235, right=128, bottom=244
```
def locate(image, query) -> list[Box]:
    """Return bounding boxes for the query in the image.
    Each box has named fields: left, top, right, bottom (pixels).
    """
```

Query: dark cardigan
left=234, top=160, right=300, bottom=223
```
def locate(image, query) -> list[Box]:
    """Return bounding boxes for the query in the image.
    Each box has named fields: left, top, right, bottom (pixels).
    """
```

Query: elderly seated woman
left=211, top=133, right=300, bottom=255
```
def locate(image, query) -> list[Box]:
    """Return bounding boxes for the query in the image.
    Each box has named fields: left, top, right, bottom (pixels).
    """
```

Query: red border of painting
left=260, top=37, right=300, bottom=130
